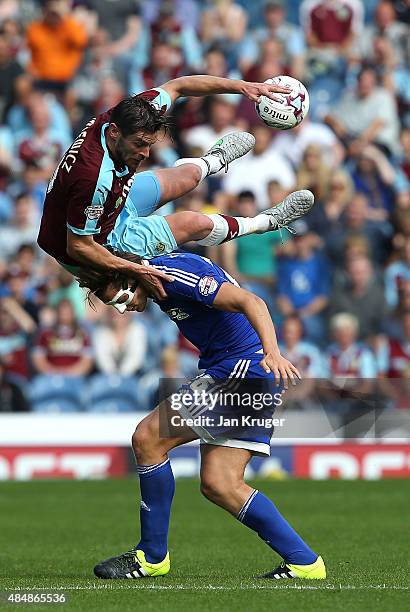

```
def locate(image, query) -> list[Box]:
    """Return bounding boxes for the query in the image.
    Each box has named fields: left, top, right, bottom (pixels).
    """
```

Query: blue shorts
left=107, top=170, right=177, bottom=258
left=174, top=353, right=283, bottom=456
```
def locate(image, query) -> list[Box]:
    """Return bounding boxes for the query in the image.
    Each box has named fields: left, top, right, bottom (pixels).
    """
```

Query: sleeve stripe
left=167, top=274, right=197, bottom=288
left=152, top=267, right=197, bottom=287
left=67, top=223, right=101, bottom=236
left=153, top=265, right=200, bottom=282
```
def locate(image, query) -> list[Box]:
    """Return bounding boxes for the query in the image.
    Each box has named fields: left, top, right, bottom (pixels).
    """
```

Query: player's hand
left=239, top=80, right=291, bottom=103
left=259, top=351, right=302, bottom=389
left=128, top=264, right=174, bottom=300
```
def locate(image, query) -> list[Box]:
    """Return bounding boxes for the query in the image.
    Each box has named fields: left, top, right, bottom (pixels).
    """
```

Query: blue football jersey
left=150, top=252, right=262, bottom=369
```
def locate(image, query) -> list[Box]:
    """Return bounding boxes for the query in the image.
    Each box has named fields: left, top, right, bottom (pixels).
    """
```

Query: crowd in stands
left=0, top=0, right=409, bottom=412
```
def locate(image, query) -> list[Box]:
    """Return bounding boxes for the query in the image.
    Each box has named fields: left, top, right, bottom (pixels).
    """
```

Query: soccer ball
left=255, top=75, right=310, bottom=130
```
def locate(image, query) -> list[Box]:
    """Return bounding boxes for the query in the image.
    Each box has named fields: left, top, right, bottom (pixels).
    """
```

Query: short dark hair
left=238, top=190, right=256, bottom=202
left=110, top=95, right=172, bottom=138
left=76, top=248, right=143, bottom=305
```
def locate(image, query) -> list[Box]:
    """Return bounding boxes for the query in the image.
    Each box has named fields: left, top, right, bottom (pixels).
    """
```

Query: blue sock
left=238, top=490, right=317, bottom=565
left=136, top=458, right=175, bottom=563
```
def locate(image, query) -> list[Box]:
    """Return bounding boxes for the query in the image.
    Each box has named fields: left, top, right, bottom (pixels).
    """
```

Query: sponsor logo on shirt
left=85, top=205, right=104, bottom=220
left=167, top=308, right=190, bottom=321
left=199, top=276, right=218, bottom=296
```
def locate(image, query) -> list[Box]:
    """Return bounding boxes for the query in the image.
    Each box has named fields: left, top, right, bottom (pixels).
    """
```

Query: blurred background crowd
left=0, top=0, right=409, bottom=413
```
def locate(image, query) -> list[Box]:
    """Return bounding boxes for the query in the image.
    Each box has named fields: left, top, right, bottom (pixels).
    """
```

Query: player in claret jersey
left=76, top=250, right=326, bottom=581
left=38, top=75, right=315, bottom=298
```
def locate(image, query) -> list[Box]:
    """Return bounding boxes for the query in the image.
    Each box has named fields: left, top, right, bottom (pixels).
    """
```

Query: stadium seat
left=30, top=375, right=84, bottom=408
left=31, top=398, right=80, bottom=413
left=87, top=398, right=137, bottom=413
left=86, top=374, right=141, bottom=411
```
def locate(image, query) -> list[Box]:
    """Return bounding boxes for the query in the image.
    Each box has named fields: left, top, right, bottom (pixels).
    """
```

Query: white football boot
left=261, top=189, right=315, bottom=233
left=202, top=132, right=256, bottom=174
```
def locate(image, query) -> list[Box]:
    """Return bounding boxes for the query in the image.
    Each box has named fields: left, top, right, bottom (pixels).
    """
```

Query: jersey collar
left=101, top=122, right=130, bottom=178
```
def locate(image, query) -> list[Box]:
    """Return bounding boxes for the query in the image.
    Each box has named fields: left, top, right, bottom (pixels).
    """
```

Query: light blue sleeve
left=287, top=28, right=305, bottom=56
left=384, top=264, right=399, bottom=308
left=376, top=341, right=390, bottom=374
left=360, top=349, right=377, bottom=378
left=149, top=87, right=173, bottom=113
left=181, top=27, right=203, bottom=70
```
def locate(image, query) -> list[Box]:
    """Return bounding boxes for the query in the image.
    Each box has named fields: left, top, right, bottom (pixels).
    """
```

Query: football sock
left=174, top=155, right=222, bottom=181
left=197, top=213, right=270, bottom=246
left=237, top=490, right=318, bottom=565
left=136, top=459, right=175, bottom=563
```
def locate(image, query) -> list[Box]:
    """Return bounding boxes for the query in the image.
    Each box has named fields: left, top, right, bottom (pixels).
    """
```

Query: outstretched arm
left=213, top=282, right=301, bottom=387
left=161, top=75, right=291, bottom=104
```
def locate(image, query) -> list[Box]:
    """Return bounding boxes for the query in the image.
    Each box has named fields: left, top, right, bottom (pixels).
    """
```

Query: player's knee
left=132, top=422, right=157, bottom=461
left=188, top=211, right=213, bottom=235
left=200, top=473, right=240, bottom=504
left=188, top=163, right=202, bottom=186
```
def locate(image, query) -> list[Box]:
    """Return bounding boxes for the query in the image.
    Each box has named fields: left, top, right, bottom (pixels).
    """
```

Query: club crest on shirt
left=85, top=205, right=104, bottom=220
left=155, top=242, right=166, bottom=254
left=199, top=275, right=218, bottom=296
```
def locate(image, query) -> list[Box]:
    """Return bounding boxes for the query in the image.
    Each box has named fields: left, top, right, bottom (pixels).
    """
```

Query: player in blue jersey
left=77, top=250, right=326, bottom=581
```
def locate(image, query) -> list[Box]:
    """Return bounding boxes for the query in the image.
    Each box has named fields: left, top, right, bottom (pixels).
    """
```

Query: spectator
left=377, top=311, right=410, bottom=409
left=93, top=308, right=147, bottom=376
left=277, top=219, right=330, bottom=344
left=220, top=191, right=278, bottom=308
left=295, top=144, right=332, bottom=202
left=349, top=144, right=396, bottom=219
left=237, top=38, right=286, bottom=126
left=141, top=0, right=200, bottom=30
left=201, top=0, right=247, bottom=70
left=0, top=296, right=35, bottom=381
left=241, top=0, right=306, bottom=78
left=300, top=0, right=364, bottom=61
left=385, top=237, right=410, bottom=309
left=141, top=1, right=202, bottom=72
left=7, top=90, right=72, bottom=144
left=223, top=124, right=296, bottom=209
left=203, top=46, right=240, bottom=81
left=326, top=66, right=400, bottom=156
left=323, top=312, right=377, bottom=408
left=0, top=357, right=29, bottom=412
left=0, top=193, right=40, bottom=260
left=395, top=127, right=410, bottom=194
left=329, top=255, right=388, bottom=341
left=7, top=160, right=48, bottom=216
left=0, top=31, right=27, bottom=122
left=279, top=315, right=323, bottom=408
left=139, top=345, right=183, bottom=410
left=357, top=0, right=409, bottom=68
left=46, top=266, right=86, bottom=320
left=273, top=116, right=344, bottom=169
left=81, top=0, right=139, bottom=57
left=306, top=169, right=353, bottom=237
left=280, top=315, right=324, bottom=377
left=25, top=0, right=88, bottom=94
left=2, top=267, right=39, bottom=323
left=132, top=42, right=184, bottom=94
left=324, top=193, right=392, bottom=266
left=16, top=92, right=71, bottom=181
left=32, top=298, right=93, bottom=376
left=384, top=280, right=410, bottom=339
left=183, top=95, right=239, bottom=155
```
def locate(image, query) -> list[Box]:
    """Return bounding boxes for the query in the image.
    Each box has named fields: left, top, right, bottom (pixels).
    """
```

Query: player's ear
left=108, top=123, right=121, bottom=142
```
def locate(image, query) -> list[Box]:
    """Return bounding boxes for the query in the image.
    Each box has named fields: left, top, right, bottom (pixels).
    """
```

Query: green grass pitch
left=0, top=478, right=409, bottom=611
